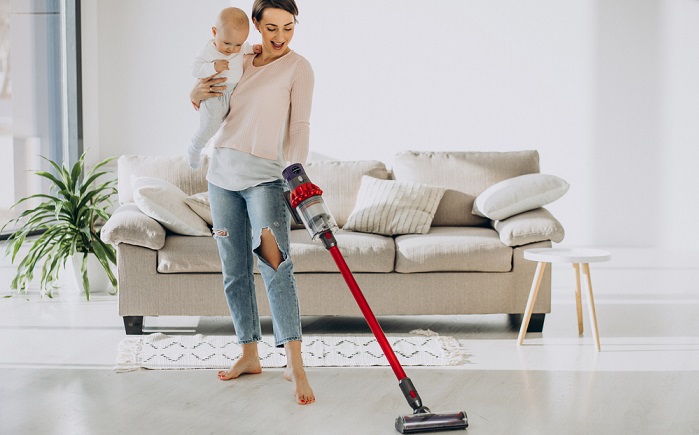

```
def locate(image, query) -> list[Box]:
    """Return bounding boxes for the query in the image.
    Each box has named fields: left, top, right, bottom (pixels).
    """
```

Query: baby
left=188, top=7, right=260, bottom=169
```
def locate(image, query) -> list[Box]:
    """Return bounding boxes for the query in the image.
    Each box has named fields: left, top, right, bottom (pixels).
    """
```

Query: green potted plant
left=1, top=152, right=118, bottom=300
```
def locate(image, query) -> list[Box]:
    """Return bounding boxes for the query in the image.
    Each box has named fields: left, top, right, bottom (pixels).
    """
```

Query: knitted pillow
left=343, top=176, right=445, bottom=236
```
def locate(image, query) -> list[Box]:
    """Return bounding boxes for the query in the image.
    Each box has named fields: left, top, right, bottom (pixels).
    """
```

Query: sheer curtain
left=0, top=0, right=81, bottom=237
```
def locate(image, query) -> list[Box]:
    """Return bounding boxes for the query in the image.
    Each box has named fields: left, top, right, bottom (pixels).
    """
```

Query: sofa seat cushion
left=394, top=227, right=512, bottom=273
left=156, top=230, right=395, bottom=274
left=289, top=229, right=395, bottom=273
left=157, top=235, right=219, bottom=273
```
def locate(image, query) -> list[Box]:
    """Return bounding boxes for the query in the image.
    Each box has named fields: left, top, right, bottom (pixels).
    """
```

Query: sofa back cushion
left=304, top=160, right=390, bottom=227
left=392, top=150, right=540, bottom=226
left=117, top=155, right=209, bottom=204
left=117, top=156, right=387, bottom=227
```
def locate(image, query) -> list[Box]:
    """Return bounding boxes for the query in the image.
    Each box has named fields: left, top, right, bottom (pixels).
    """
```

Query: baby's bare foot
left=284, top=367, right=315, bottom=405
left=218, top=356, right=262, bottom=380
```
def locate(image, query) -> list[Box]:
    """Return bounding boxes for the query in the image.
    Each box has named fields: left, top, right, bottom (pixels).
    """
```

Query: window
left=0, top=0, right=81, bottom=237
left=0, top=0, right=12, bottom=230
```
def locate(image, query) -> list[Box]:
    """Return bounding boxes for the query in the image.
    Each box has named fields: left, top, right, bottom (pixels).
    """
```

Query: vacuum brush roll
left=395, top=411, right=468, bottom=434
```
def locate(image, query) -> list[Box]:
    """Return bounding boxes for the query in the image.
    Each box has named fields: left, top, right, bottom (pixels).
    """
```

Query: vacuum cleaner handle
left=326, top=242, right=407, bottom=380
left=326, top=241, right=426, bottom=412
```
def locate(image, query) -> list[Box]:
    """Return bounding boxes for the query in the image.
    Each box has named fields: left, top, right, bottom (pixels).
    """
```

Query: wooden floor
left=1, top=247, right=699, bottom=435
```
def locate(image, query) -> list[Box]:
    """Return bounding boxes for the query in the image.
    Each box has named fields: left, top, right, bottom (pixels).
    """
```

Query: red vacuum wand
left=283, top=164, right=467, bottom=433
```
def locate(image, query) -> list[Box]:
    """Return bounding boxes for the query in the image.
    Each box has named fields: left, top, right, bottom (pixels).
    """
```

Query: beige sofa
left=102, top=150, right=564, bottom=335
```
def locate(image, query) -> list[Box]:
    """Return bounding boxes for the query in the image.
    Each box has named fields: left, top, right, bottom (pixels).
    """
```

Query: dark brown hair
left=251, top=0, right=299, bottom=23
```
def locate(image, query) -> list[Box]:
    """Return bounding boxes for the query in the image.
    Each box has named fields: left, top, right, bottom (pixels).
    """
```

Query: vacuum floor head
left=395, top=411, right=468, bottom=433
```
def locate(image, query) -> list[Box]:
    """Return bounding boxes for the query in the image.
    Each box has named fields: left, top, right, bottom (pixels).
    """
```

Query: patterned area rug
left=115, top=330, right=469, bottom=371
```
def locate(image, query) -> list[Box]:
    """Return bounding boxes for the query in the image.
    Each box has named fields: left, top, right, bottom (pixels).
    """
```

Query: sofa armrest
left=491, top=207, right=564, bottom=247
left=101, top=203, right=166, bottom=250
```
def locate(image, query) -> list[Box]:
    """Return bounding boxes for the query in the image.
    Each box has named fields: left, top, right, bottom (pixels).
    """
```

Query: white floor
left=1, top=246, right=699, bottom=434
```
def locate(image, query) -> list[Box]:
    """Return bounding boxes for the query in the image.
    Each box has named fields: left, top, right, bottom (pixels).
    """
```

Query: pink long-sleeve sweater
left=210, top=51, right=314, bottom=165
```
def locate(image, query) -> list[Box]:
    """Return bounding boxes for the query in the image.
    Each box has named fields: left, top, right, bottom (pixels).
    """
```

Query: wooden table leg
left=573, top=263, right=583, bottom=334
left=518, top=261, right=547, bottom=345
left=582, top=263, right=601, bottom=351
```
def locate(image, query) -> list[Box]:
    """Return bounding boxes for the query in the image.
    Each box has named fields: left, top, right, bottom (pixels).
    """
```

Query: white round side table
left=517, top=248, right=612, bottom=351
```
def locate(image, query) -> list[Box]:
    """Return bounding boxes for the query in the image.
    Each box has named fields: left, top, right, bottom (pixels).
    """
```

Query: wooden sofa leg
left=123, top=316, right=144, bottom=335
left=509, top=313, right=546, bottom=333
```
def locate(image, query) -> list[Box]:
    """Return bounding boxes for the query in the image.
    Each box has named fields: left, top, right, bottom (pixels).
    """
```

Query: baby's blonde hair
left=216, top=7, right=249, bottom=29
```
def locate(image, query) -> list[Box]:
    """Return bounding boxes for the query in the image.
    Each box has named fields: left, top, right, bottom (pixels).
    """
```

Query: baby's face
left=213, top=24, right=249, bottom=55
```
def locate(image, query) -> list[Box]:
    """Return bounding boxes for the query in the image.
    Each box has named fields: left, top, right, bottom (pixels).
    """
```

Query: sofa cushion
left=473, top=173, right=569, bottom=220
left=492, top=207, right=565, bottom=246
left=289, top=229, right=395, bottom=273
left=394, top=227, right=512, bottom=273
left=184, top=192, right=213, bottom=226
left=392, top=150, right=540, bottom=226
left=156, top=230, right=395, bottom=274
left=100, top=203, right=166, bottom=250
left=118, top=154, right=209, bottom=204
left=132, top=176, right=211, bottom=236
left=304, top=160, right=390, bottom=227
left=157, top=235, right=219, bottom=273
left=343, top=176, right=445, bottom=236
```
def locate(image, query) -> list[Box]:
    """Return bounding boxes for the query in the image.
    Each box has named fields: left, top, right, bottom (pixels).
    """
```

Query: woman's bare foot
left=218, top=342, right=262, bottom=380
left=284, top=366, right=315, bottom=405
left=284, top=340, right=315, bottom=405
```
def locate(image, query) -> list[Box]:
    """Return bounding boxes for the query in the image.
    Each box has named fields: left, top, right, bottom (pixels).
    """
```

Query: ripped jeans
left=208, top=180, right=302, bottom=348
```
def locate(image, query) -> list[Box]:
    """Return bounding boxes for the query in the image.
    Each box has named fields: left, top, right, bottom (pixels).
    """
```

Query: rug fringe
left=439, top=336, right=471, bottom=365
left=409, top=328, right=439, bottom=337
left=114, top=337, right=145, bottom=372
left=408, top=329, right=469, bottom=365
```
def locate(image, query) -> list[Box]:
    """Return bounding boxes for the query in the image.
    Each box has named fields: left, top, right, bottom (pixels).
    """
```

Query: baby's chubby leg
left=189, top=96, right=229, bottom=168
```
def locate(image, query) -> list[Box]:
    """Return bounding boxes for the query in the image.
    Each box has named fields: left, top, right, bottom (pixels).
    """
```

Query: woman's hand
left=190, top=74, right=227, bottom=110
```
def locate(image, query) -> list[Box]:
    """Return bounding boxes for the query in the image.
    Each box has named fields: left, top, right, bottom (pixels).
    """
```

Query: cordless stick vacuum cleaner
left=283, top=163, right=468, bottom=434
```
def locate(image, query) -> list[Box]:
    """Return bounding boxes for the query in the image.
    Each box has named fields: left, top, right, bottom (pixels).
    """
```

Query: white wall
left=81, top=0, right=699, bottom=249
left=660, top=0, right=699, bottom=250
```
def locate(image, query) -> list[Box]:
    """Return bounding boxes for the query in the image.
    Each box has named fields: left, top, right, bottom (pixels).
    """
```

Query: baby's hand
left=187, top=145, right=202, bottom=169
left=214, top=59, right=230, bottom=73
left=253, top=44, right=262, bottom=54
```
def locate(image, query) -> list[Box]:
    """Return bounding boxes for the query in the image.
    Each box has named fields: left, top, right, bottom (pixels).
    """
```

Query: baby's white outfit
left=189, top=39, right=254, bottom=168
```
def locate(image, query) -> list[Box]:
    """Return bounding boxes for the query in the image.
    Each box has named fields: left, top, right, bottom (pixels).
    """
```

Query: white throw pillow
left=343, top=176, right=445, bottom=236
left=131, top=176, right=211, bottom=236
left=472, top=173, right=569, bottom=221
left=184, top=192, right=213, bottom=226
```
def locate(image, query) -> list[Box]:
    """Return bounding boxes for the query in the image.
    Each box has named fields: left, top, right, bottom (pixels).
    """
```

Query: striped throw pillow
left=343, top=176, right=445, bottom=236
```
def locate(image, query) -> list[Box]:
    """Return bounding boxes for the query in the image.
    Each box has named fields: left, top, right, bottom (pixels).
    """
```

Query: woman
left=189, top=0, right=314, bottom=405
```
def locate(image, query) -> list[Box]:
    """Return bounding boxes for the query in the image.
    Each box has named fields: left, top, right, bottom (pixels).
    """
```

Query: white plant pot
left=70, top=254, right=113, bottom=295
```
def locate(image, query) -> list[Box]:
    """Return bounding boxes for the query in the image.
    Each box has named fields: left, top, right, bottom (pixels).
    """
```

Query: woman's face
left=255, top=8, right=295, bottom=56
